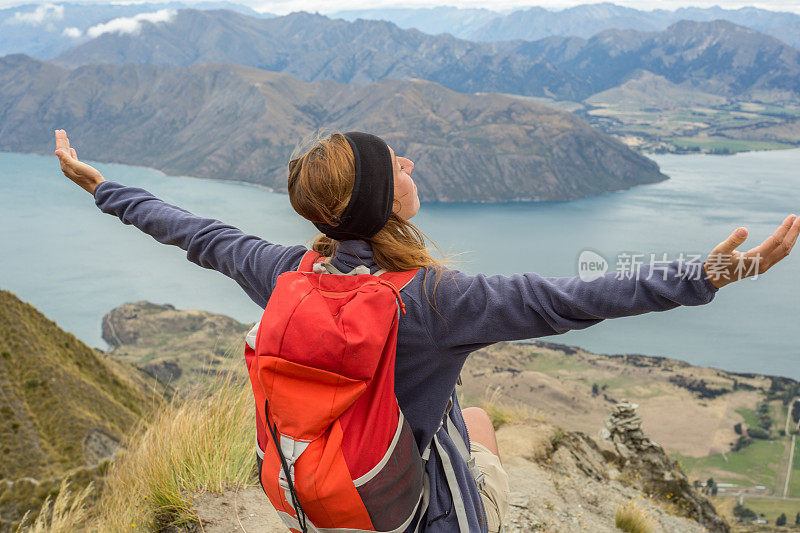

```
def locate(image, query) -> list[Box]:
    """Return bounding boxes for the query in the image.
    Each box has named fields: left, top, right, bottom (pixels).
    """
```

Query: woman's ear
left=397, top=157, right=414, bottom=175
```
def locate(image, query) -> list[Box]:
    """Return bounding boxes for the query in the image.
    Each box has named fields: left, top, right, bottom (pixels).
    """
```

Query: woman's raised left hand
left=704, top=214, right=800, bottom=289
left=54, top=129, right=105, bottom=195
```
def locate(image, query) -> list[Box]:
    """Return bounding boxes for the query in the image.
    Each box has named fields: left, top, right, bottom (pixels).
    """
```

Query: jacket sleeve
left=93, top=180, right=307, bottom=308
left=422, top=257, right=718, bottom=354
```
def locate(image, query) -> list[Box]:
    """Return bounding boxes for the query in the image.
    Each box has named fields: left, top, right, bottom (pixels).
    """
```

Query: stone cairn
left=599, top=400, right=662, bottom=460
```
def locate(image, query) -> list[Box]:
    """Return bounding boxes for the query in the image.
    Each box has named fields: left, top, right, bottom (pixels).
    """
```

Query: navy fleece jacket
left=94, top=180, right=718, bottom=532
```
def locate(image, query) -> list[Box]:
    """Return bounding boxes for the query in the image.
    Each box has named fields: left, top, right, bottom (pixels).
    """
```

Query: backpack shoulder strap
left=297, top=250, right=322, bottom=272
left=377, top=269, right=420, bottom=291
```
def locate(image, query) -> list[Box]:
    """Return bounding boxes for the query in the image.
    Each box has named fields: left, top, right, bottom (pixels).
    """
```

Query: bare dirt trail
left=191, top=487, right=284, bottom=532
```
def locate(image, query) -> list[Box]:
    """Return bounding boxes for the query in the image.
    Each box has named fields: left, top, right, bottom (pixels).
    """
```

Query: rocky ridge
left=599, top=401, right=728, bottom=531
left=181, top=413, right=725, bottom=532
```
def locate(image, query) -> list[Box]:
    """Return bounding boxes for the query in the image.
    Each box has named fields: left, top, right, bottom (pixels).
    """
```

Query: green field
left=731, top=497, right=800, bottom=524
left=677, top=439, right=784, bottom=489
left=666, top=136, right=796, bottom=153
left=786, top=438, right=800, bottom=499
left=582, top=93, right=800, bottom=155
left=736, top=407, right=761, bottom=430
left=678, top=402, right=788, bottom=491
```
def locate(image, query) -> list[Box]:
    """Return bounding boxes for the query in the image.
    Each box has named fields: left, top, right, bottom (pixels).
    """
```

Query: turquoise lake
left=1, top=149, right=798, bottom=377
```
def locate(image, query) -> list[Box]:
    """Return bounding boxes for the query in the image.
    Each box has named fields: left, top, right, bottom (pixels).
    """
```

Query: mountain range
left=4, top=5, right=799, bottom=201
left=4, top=2, right=800, bottom=61
left=0, top=54, right=666, bottom=202
left=50, top=9, right=800, bottom=102
left=333, top=3, right=800, bottom=49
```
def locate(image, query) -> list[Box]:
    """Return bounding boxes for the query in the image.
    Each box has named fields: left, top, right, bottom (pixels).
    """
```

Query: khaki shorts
left=471, top=442, right=510, bottom=533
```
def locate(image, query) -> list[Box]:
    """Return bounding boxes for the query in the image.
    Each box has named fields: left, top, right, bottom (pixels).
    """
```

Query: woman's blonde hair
left=287, top=131, right=445, bottom=275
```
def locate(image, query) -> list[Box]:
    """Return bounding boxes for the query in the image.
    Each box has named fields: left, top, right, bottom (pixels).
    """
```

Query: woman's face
left=388, top=147, right=420, bottom=220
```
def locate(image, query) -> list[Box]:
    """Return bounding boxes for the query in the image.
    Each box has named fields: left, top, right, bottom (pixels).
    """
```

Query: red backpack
left=244, top=250, right=426, bottom=532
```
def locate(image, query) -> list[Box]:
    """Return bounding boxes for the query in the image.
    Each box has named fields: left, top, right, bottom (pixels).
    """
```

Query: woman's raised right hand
left=704, top=214, right=800, bottom=289
left=54, top=129, right=105, bottom=195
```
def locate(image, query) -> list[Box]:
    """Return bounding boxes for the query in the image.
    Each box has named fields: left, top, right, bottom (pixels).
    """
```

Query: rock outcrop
left=101, top=301, right=250, bottom=388
left=601, top=401, right=662, bottom=459
left=598, top=401, right=730, bottom=533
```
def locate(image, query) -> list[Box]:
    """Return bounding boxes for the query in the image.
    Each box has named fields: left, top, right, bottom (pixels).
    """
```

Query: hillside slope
left=0, top=289, right=166, bottom=529
left=96, top=301, right=787, bottom=460
left=460, top=341, right=782, bottom=459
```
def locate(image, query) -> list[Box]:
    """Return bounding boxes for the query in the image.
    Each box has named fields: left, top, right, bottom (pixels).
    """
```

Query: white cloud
left=85, top=8, right=175, bottom=38
left=62, top=26, right=82, bottom=38
left=11, top=3, right=64, bottom=24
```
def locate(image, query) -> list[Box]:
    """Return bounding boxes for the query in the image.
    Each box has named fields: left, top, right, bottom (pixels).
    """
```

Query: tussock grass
left=615, top=502, right=655, bottom=533
left=94, top=364, right=255, bottom=530
left=478, top=386, right=543, bottom=429
left=16, top=479, right=93, bottom=533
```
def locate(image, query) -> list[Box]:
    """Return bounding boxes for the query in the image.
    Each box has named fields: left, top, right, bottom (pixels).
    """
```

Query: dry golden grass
left=477, top=386, right=544, bottom=429
left=93, top=363, right=255, bottom=530
left=615, top=502, right=655, bottom=533
left=16, top=479, right=93, bottom=533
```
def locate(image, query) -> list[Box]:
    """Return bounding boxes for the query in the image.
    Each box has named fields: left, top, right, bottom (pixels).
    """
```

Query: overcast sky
left=2, top=0, right=800, bottom=15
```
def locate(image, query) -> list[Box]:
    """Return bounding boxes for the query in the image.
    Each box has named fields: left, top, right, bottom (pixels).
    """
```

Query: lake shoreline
left=4, top=149, right=799, bottom=378
left=11, top=145, right=798, bottom=206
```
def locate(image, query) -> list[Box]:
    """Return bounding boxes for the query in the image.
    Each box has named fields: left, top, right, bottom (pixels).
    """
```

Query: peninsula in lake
left=0, top=54, right=666, bottom=202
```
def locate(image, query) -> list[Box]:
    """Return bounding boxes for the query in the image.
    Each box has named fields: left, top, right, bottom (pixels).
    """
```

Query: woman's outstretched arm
left=422, top=217, right=799, bottom=354
left=54, top=129, right=306, bottom=307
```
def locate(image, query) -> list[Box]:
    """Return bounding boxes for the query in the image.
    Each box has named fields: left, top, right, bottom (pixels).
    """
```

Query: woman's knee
left=462, top=407, right=500, bottom=459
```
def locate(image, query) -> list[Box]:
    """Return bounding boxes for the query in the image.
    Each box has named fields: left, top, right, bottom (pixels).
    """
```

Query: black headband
left=313, top=131, right=394, bottom=240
